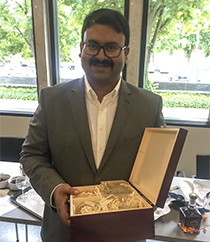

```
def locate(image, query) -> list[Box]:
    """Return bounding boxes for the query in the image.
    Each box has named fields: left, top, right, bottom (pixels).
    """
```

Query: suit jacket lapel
left=98, top=81, right=132, bottom=172
left=68, top=78, right=97, bottom=174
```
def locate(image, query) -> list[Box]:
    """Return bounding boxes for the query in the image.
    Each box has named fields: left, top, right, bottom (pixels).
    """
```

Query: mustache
left=89, top=58, right=114, bottom=69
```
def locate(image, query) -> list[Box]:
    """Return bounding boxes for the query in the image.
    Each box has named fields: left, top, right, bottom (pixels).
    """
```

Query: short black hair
left=81, top=8, right=130, bottom=46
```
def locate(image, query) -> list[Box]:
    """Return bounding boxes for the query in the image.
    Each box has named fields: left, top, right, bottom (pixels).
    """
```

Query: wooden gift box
left=70, top=127, right=188, bottom=242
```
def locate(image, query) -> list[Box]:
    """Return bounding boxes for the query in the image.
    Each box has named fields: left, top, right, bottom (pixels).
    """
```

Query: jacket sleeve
left=20, top=88, right=65, bottom=206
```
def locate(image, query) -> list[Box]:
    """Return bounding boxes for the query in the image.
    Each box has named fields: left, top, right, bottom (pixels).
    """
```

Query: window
left=0, top=0, right=38, bottom=114
left=3, top=0, right=208, bottom=127
left=144, top=0, right=210, bottom=126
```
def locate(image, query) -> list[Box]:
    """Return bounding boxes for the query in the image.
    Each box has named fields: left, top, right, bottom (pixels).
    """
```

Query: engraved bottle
left=179, top=192, right=203, bottom=234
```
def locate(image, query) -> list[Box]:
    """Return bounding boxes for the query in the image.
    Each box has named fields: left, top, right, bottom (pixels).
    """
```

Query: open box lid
left=129, top=127, right=187, bottom=208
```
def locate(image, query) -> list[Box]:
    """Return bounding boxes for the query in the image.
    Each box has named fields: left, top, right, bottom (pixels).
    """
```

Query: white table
left=0, top=161, right=42, bottom=242
left=1, top=161, right=210, bottom=241
left=154, top=176, right=210, bottom=242
left=0, top=161, right=42, bottom=226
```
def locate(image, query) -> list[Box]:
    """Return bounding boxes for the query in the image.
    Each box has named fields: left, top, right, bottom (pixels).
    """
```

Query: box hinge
left=129, top=182, right=154, bottom=208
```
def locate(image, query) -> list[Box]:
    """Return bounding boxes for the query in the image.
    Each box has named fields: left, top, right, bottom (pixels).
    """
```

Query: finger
left=69, top=187, right=80, bottom=195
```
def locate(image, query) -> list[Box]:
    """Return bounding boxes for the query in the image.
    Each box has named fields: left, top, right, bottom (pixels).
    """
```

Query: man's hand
left=53, top=183, right=80, bottom=226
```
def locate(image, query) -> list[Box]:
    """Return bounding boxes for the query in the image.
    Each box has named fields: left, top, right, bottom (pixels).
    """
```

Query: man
left=20, top=8, right=165, bottom=242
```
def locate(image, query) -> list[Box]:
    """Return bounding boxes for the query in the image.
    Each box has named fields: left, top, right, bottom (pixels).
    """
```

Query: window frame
left=48, top=0, right=60, bottom=86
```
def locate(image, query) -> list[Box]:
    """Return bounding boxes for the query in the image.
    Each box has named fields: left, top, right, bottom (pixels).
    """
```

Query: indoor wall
left=0, top=115, right=209, bottom=177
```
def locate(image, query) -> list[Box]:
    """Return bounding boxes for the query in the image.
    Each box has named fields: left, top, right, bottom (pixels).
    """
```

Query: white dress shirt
left=85, top=76, right=121, bottom=169
left=50, top=76, right=121, bottom=206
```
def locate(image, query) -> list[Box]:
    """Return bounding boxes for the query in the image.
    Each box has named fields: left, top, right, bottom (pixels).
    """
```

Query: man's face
left=80, top=24, right=129, bottom=87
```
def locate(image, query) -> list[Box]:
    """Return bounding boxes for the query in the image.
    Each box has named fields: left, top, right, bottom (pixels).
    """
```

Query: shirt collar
left=84, top=75, right=121, bottom=101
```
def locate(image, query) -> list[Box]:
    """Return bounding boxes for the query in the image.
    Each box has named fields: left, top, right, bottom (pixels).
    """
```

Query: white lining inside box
left=129, top=128, right=179, bottom=206
left=70, top=181, right=151, bottom=216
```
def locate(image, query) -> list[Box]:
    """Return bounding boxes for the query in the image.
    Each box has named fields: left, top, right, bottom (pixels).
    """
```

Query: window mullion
left=126, top=0, right=143, bottom=87
left=32, top=0, right=52, bottom=93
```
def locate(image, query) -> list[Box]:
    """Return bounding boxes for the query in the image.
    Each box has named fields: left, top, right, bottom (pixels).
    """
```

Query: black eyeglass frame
left=82, top=42, right=127, bottom=58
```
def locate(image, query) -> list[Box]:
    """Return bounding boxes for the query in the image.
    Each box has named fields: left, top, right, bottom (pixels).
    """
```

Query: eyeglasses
left=82, top=41, right=127, bottom=58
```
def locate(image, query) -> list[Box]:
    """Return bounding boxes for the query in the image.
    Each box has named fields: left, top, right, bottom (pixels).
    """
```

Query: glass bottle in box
left=179, top=192, right=203, bottom=234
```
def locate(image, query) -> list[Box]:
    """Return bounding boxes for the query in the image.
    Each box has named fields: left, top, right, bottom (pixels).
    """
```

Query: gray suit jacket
left=20, top=77, right=165, bottom=242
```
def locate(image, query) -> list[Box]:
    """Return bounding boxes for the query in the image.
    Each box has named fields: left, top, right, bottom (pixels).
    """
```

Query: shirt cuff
left=50, top=183, right=64, bottom=208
